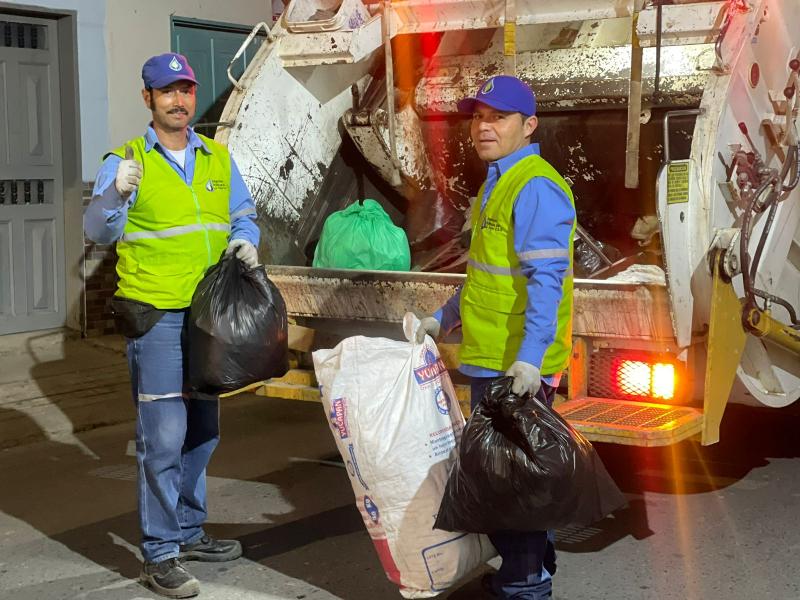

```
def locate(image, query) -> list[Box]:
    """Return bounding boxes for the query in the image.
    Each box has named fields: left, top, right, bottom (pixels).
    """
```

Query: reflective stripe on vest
left=467, top=258, right=522, bottom=276
left=120, top=222, right=230, bottom=242
left=459, top=154, right=575, bottom=374
left=111, top=134, right=232, bottom=309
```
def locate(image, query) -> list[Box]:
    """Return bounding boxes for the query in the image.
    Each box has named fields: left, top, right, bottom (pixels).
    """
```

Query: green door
left=171, top=17, right=265, bottom=136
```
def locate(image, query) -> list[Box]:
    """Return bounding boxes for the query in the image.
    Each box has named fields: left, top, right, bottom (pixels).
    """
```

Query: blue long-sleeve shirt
left=435, top=143, right=575, bottom=382
left=84, top=126, right=259, bottom=246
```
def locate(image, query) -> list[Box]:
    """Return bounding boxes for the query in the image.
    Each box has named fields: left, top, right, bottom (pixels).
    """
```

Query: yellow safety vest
left=109, top=134, right=231, bottom=309
left=460, top=154, right=575, bottom=374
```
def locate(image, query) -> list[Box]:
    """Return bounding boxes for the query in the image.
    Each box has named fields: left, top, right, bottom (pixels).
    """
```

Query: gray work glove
left=415, top=316, right=441, bottom=344
left=506, top=361, right=542, bottom=397
left=226, top=239, right=259, bottom=268
left=114, top=145, right=143, bottom=198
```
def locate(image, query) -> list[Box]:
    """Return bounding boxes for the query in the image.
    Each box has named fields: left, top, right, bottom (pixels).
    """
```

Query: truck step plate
left=245, top=370, right=702, bottom=447
left=556, top=397, right=703, bottom=447
left=254, top=371, right=473, bottom=411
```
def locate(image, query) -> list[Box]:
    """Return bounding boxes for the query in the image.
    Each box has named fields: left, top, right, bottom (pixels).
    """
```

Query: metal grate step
left=556, top=397, right=703, bottom=447
left=230, top=370, right=702, bottom=447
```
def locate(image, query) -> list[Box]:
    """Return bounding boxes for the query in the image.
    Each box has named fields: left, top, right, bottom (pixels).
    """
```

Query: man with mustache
left=416, top=75, right=575, bottom=600
left=84, top=53, right=259, bottom=598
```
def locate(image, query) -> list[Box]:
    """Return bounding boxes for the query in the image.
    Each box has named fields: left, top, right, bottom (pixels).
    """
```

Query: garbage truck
left=214, top=0, right=800, bottom=447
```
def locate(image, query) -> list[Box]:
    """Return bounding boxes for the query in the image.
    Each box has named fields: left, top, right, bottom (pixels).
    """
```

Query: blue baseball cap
left=141, top=53, right=199, bottom=89
left=457, top=75, right=536, bottom=116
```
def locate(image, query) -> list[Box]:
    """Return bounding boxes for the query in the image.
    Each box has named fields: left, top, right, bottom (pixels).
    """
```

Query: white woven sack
left=312, top=313, right=495, bottom=598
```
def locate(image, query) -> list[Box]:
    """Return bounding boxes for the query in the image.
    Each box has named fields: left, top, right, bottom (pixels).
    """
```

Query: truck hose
left=740, top=175, right=775, bottom=306
left=753, top=289, right=799, bottom=328
left=749, top=192, right=779, bottom=287
left=742, top=144, right=797, bottom=283
left=739, top=144, right=800, bottom=325
left=781, top=143, right=800, bottom=192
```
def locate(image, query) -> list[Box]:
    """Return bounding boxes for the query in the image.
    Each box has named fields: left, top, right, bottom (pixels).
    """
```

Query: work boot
left=179, top=534, right=242, bottom=562
left=140, top=558, right=200, bottom=598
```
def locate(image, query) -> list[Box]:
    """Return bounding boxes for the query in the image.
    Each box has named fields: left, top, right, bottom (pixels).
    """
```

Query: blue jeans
left=470, top=377, right=557, bottom=600
left=127, top=311, right=220, bottom=563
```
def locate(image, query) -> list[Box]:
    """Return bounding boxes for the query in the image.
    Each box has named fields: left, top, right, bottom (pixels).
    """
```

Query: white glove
left=415, top=316, right=441, bottom=344
left=226, top=239, right=259, bottom=268
left=114, top=145, right=142, bottom=198
left=506, top=361, right=542, bottom=397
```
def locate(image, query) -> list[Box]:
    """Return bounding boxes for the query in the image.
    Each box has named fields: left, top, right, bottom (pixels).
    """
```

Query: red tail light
left=586, top=349, right=682, bottom=402
left=613, top=359, right=676, bottom=401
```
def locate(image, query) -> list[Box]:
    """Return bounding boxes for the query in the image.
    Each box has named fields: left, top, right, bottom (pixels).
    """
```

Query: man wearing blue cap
left=416, top=75, right=575, bottom=599
left=84, top=53, right=261, bottom=598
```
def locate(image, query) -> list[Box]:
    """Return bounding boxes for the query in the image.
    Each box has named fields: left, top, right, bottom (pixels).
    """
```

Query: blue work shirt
left=84, top=125, right=259, bottom=246
left=435, top=143, right=575, bottom=384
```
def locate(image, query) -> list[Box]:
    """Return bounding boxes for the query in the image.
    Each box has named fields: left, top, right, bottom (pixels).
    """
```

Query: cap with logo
left=457, top=75, right=536, bottom=116
left=141, top=53, right=199, bottom=89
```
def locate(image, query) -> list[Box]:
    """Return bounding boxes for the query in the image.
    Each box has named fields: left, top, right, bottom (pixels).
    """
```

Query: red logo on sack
left=414, top=347, right=446, bottom=386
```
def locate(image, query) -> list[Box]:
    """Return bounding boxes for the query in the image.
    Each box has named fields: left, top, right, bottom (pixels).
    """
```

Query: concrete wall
left=5, top=0, right=270, bottom=180
left=105, top=0, right=270, bottom=150
left=3, top=0, right=108, bottom=182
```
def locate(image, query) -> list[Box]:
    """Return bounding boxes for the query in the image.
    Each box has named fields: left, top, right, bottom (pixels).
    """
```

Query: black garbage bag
left=188, top=254, right=289, bottom=394
left=434, top=377, right=626, bottom=534
left=574, top=236, right=623, bottom=278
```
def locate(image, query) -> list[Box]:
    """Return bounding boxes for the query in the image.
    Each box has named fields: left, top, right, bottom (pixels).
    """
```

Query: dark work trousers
left=127, top=310, right=220, bottom=563
left=470, top=376, right=557, bottom=600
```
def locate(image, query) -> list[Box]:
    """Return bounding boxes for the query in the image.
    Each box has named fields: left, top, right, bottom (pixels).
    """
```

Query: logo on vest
left=329, top=398, right=349, bottom=439
left=169, top=56, right=183, bottom=72
left=209, top=178, right=229, bottom=192
left=480, top=216, right=504, bottom=232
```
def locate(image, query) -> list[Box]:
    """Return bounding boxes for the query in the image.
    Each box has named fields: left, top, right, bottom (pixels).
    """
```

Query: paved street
left=1, top=334, right=799, bottom=600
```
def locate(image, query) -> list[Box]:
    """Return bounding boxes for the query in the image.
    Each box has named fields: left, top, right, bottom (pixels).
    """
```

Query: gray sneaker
left=140, top=558, right=200, bottom=598
left=179, top=534, right=242, bottom=562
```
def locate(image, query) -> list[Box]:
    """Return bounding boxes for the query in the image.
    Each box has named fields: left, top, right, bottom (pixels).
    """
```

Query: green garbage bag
left=313, top=199, right=411, bottom=271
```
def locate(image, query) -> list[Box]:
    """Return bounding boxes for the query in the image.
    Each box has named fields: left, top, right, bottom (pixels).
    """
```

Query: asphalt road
left=1, top=394, right=798, bottom=600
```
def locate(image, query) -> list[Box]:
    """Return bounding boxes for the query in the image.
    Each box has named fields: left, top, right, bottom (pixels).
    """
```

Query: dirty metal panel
left=268, top=266, right=462, bottom=322
left=637, top=2, right=726, bottom=47
left=415, top=40, right=712, bottom=114
left=344, top=104, right=434, bottom=193
left=512, top=0, right=635, bottom=26
left=390, top=1, right=726, bottom=41
left=345, top=125, right=397, bottom=185
left=572, top=281, right=675, bottom=341
left=226, top=54, right=345, bottom=224
left=222, top=24, right=375, bottom=265
left=278, top=16, right=383, bottom=67
left=657, top=159, right=703, bottom=350
left=284, top=0, right=371, bottom=33
left=268, top=266, right=675, bottom=340
left=391, top=0, right=503, bottom=34
left=390, top=0, right=635, bottom=34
